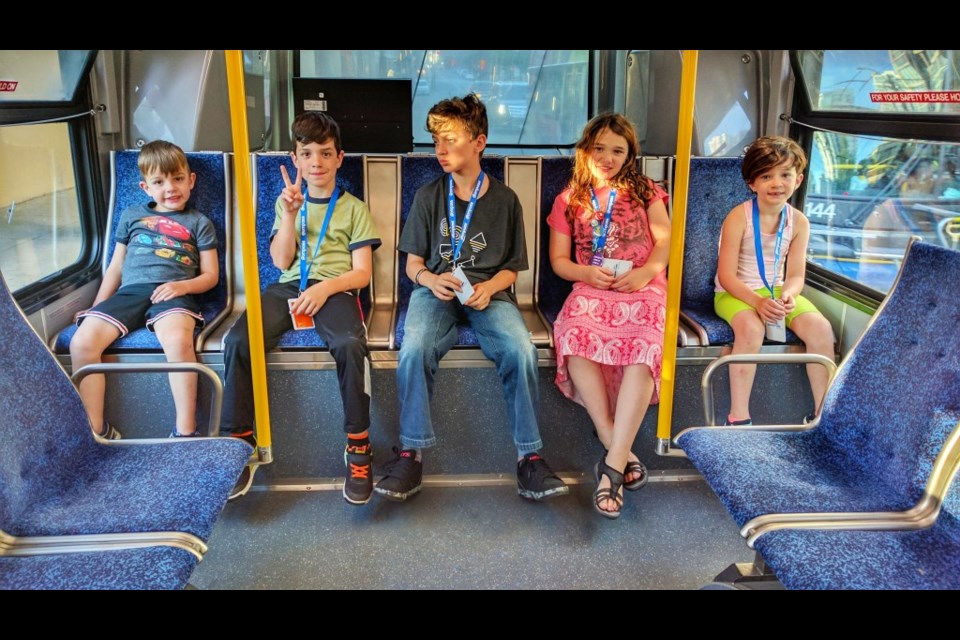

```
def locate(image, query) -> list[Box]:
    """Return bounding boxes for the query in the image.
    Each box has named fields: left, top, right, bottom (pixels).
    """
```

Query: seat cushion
left=11, top=438, right=252, bottom=541
left=677, top=427, right=917, bottom=528
left=753, top=513, right=960, bottom=590
left=0, top=547, right=197, bottom=590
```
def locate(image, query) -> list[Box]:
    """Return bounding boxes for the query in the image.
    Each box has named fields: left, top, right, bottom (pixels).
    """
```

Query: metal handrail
left=71, top=362, right=222, bottom=437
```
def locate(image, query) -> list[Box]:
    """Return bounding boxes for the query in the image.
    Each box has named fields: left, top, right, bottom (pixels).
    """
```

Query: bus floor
left=190, top=479, right=754, bottom=589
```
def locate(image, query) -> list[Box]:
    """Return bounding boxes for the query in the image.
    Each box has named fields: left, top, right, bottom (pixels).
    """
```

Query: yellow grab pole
left=224, top=51, right=271, bottom=452
left=656, top=50, right=698, bottom=447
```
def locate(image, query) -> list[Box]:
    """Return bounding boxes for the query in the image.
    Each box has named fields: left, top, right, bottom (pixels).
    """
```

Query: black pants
left=222, top=281, right=371, bottom=435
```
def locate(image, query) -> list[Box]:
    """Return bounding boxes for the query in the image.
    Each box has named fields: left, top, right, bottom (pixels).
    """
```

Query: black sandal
left=599, top=443, right=647, bottom=492
left=593, top=456, right=624, bottom=519
left=624, top=459, right=648, bottom=491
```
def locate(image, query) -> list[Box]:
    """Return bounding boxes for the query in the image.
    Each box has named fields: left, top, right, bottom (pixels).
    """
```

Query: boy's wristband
left=414, top=267, right=428, bottom=287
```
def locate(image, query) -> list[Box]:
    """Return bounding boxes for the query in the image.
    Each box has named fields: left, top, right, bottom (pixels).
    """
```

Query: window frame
left=0, top=53, right=104, bottom=312
left=789, top=50, right=960, bottom=301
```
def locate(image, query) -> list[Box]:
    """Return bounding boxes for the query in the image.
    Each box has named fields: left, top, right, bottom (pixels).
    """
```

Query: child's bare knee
left=733, top=318, right=765, bottom=347
left=158, top=329, right=195, bottom=357
left=70, top=328, right=103, bottom=359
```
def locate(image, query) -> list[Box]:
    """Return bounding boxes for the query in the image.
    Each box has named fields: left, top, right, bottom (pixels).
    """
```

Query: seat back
left=55, top=150, right=231, bottom=352
left=393, top=155, right=505, bottom=348
left=537, top=157, right=574, bottom=328
left=0, top=270, right=97, bottom=531
left=249, top=153, right=365, bottom=349
left=818, top=241, right=960, bottom=507
left=681, top=157, right=753, bottom=344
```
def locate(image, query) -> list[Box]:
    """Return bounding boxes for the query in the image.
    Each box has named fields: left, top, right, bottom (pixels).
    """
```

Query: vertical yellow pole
left=224, top=51, right=271, bottom=451
left=656, top=50, right=698, bottom=448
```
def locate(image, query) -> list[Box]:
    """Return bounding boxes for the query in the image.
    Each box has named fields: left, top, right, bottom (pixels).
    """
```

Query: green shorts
left=714, top=287, right=819, bottom=327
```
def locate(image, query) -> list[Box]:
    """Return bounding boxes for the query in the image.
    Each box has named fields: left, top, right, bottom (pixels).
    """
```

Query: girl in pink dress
left=547, top=114, right=671, bottom=519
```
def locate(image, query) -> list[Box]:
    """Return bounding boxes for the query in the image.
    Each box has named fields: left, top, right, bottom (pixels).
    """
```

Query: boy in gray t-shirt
left=70, top=140, right=219, bottom=440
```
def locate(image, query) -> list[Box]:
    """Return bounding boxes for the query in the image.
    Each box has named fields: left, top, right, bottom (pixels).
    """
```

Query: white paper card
left=601, top=258, right=633, bottom=278
left=765, top=317, right=786, bottom=343
left=452, top=266, right=475, bottom=304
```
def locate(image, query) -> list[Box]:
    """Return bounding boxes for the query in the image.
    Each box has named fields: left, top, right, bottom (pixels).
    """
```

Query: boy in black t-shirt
left=376, top=95, right=568, bottom=503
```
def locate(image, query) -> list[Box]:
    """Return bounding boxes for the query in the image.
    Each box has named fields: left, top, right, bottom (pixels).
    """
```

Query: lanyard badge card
left=589, top=187, right=617, bottom=267
left=289, top=187, right=339, bottom=330
left=448, top=172, right=483, bottom=305
left=753, top=198, right=787, bottom=342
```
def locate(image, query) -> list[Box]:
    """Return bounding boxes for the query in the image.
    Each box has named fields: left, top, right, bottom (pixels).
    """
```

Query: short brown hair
left=138, top=140, right=189, bottom=177
left=426, top=94, right=488, bottom=140
left=292, top=111, right=342, bottom=152
left=742, top=136, right=807, bottom=183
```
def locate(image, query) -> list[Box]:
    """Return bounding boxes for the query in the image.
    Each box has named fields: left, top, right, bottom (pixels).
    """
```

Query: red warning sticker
left=870, top=91, right=960, bottom=103
left=0, top=81, right=18, bottom=92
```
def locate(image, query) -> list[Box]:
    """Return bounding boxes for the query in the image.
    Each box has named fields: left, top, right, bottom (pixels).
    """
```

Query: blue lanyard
left=299, top=187, right=339, bottom=293
left=447, top=172, right=485, bottom=263
left=752, top=197, right=787, bottom=298
left=589, top=187, right=617, bottom=255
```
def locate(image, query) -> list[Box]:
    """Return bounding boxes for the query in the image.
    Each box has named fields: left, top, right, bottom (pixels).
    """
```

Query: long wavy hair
left=566, top=113, right=655, bottom=227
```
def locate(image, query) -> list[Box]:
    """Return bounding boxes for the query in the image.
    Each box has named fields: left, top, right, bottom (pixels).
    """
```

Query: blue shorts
left=77, top=283, right=204, bottom=337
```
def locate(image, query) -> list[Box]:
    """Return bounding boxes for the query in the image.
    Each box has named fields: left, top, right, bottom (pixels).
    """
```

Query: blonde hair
left=138, top=140, right=190, bottom=177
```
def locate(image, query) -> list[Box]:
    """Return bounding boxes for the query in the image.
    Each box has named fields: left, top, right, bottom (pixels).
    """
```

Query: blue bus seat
left=676, top=242, right=960, bottom=530
left=751, top=510, right=960, bottom=590
left=682, top=157, right=799, bottom=345
left=537, top=157, right=574, bottom=329
left=227, top=153, right=367, bottom=350
left=393, top=155, right=505, bottom=349
left=0, top=546, right=199, bottom=590
left=54, top=150, right=232, bottom=353
left=1, top=269, right=252, bottom=543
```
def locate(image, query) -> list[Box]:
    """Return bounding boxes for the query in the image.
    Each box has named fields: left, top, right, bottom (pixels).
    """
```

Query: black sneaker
left=723, top=417, right=753, bottom=426
left=517, top=453, right=569, bottom=501
left=343, top=444, right=373, bottom=506
left=374, top=447, right=422, bottom=502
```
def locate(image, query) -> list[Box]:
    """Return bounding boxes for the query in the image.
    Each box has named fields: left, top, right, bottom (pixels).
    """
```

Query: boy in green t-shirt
left=222, top=112, right=381, bottom=505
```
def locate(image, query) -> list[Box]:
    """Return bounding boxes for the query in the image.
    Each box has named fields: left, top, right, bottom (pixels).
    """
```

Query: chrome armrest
left=701, top=353, right=837, bottom=426
left=71, top=362, right=223, bottom=437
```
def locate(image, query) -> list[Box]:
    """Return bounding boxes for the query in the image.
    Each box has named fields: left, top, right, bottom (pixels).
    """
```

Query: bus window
left=805, top=130, right=960, bottom=292
left=0, top=50, right=91, bottom=103
left=0, top=123, right=84, bottom=291
left=298, top=50, right=588, bottom=147
left=798, top=50, right=960, bottom=115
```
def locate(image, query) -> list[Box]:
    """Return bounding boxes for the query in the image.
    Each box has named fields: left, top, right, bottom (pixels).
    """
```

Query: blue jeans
left=397, top=286, right=543, bottom=454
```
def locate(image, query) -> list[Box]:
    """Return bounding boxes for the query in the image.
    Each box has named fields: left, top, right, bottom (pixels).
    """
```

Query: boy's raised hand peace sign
left=279, top=164, right=305, bottom=217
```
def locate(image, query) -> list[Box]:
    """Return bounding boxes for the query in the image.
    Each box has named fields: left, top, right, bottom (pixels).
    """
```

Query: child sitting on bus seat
left=221, top=112, right=381, bottom=506
left=375, top=94, right=568, bottom=504
left=714, top=136, right=835, bottom=426
left=70, top=140, right=219, bottom=440
left=547, top=113, right=671, bottom=519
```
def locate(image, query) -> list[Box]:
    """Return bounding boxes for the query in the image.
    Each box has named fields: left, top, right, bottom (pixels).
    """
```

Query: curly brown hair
left=741, top=136, right=807, bottom=184
left=566, top=113, right=656, bottom=228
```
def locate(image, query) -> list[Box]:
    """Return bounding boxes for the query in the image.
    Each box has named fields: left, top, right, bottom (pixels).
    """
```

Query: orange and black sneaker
left=343, top=443, right=373, bottom=505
